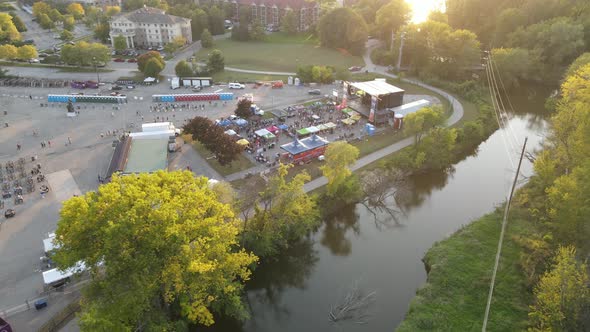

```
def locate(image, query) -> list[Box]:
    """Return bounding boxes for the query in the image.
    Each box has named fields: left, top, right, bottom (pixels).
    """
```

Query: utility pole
left=396, top=32, right=406, bottom=71
left=93, top=56, right=100, bottom=85
left=482, top=136, right=528, bottom=332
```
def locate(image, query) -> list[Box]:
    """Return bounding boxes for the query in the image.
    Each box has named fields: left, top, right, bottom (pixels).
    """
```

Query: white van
left=228, top=82, right=245, bottom=89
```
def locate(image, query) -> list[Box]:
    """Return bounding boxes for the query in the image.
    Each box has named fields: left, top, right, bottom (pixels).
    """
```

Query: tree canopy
left=138, top=51, right=165, bottom=73
left=321, top=142, right=360, bottom=197
left=0, top=12, right=20, bottom=42
left=53, top=171, right=258, bottom=330
left=175, top=60, right=194, bottom=77
left=113, top=35, right=127, bottom=51
left=200, top=29, right=213, bottom=48
left=375, top=0, right=411, bottom=40
left=207, top=49, right=224, bottom=73
left=318, top=8, right=368, bottom=56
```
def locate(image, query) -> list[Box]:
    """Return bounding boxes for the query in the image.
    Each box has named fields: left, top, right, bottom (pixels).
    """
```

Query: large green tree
left=404, top=106, right=445, bottom=146
left=66, top=2, right=84, bottom=19
left=144, top=57, right=164, bottom=77
left=200, top=28, right=213, bottom=48
left=53, top=171, right=258, bottom=330
left=138, top=50, right=165, bottom=73
left=191, top=9, right=209, bottom=40
left=207, top=6, right=225, bottom=35
left=207, top=49, right=224, bottom=73
left=491, top=48, right=541, bottom=89
left=318, top=7, right=368, bottom=55
left=375, top=0, right=411, bottom=41
left=0, top=12, right=20, bottom=42
left=113, top=35, right=127, bottom=51
left=244, top=164, right=319, bottom=258
left=175, top=60, right=194, bottom=77
left=321, top=142, right=360, bottom=197
left=281, top=11, right=298, bottom=34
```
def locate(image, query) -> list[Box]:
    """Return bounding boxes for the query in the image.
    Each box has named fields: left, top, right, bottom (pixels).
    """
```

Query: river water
left=207, top=86, right=552, bottom=331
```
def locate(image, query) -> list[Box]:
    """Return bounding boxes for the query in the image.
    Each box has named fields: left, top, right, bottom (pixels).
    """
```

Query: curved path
left=302, top=40, right=464, bottom=192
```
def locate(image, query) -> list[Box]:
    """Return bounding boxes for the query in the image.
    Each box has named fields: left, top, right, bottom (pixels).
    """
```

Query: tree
left=564, top=52, right=590, bottom=79
left=200, top=29, right=213, bottom=48
left=191, top=9, right=208, bottom=41
left=60, top=29, right=74, bottom=41
left=297, top=65, right=313, bottom=83
left=428, top=10, right=448, bottom=24
left=321, top=142, right=360, bottom=197
left=48, top=8, right=62, bottom=23
left=183, top=116, right=243, bottom=165
left=105, top=6, right=120, bottom=17
left=318, top=8, right=368, bottom=55
left=175, top=60, right=193, bottom=77
left=235, top=98, right=252, bottom=119
left=0, top=13, right=20, bottom=42
left=144, top=57, right=164, bottom=77
left=0, top=44, right=17, bottom=59
left=38, top=13, right=54, bottom=29
left=113, top=35, right=127, bottom=51
left=375, top=0, right=411, bottom=40
left=244, top=164, right=319, bottom=257
left=66, top=3, right=84, bottom=19
left=403, top=106, right=445, bottom=146
left=311, top=65, right=333, bottom=83
left=491, top=48, right=540, bottom=89
left=207, top=49, right=224, bottom=73
left=17, top=45, right=37, bottom=60
left=207, top=6, right=225, bottom=35
left=281, top=11, right=298, bottom=34
left=138, top=51, right=165, bottom=72
left=32, top=2, right=51, bottom=20
left=529, top=246, right=590, bottom=331
left=249, top=19, right=265, bottom=41
left=53, top=171, right=258, bottom=330
left=353, top=0, right=389, bottom=25
left=62, top=15, right=75, bottom=31
left=60, top=42, right=109, bottom=66
left=492, top=8, right=525, bottom=46
left=10, top=13, right=27, bottom=32
left=164, top=36, right=186, bottom=54
left=93, top=23, right=110, bottom=43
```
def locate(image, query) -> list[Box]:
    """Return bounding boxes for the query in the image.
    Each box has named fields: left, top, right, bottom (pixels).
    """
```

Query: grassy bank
left=211, top=70, right=288, bottom=83
left=397, top=208, right=533, bottom=331
left=191, top=141, right=253, bottom=177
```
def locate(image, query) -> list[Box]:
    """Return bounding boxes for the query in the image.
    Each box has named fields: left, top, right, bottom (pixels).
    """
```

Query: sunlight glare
left=406, top=0, right=445, bottom=23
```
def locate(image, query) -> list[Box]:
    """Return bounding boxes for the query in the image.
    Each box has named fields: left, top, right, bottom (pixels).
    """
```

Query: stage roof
left=281, top=135, right=329, bottom=155
left=350, top=80, right=404, bottom=96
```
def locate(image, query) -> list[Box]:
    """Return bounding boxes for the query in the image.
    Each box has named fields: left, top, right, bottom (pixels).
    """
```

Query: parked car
left=126, top=85, right=135, bottom=89
left=38, top=53, right=48, bottom=58
left=228, top=82, right=245, bottom=89
left=127, top=58, right=137, bottom=63
left=348, top=66, right=362, bottom=72
left=110, top=85, right=123, bottom=91
left=156, top=46, right=164, bottom=51
left=113, top=58, right=125, bottom=62
left=28, top=58, right=40, bottom=63
left=192, top=86, right=202, bottom=92
left=308, top=89, right=321, bottom=95
left=272, top=81, right=284, bottom=89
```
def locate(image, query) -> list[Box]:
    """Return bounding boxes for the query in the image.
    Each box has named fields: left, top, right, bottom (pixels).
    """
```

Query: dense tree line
left=60, top=41, right=109, bottom=66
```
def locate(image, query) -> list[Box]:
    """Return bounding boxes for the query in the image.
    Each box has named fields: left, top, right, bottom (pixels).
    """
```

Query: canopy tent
left=217, top=119, right=232, bottom=127
left=278, top=124, right=289, bottom=130
left=307, top=126, right=320, bottom=133
left=237, top=138, right=250, bottom=146
left=316, top=124, right=328, bottom=131
left=324, top=122, right=337, bottom=129
left=224, top=129, right=237, bottom=136
left=342, top=107, right=354, bottom=115
left=297, top=128, right=310, bottom=136
left=311, top=115, right=320, bottom=120
left=341, top=118, right=356, bottom=125
left=255, top=128, right=276, bottom=140
left=350, top=114, right=362, bottom=121
left=266, top=125, right=279, bottom=134
left=233, top=118, right=248, bottom=127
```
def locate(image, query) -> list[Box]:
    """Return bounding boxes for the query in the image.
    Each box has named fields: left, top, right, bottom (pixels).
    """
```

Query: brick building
left=228, top=0, right=319, bottom=31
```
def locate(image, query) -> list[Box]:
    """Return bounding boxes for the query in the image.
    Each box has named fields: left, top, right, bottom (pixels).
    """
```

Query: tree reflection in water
left=321, top=204, right=360, bottom=256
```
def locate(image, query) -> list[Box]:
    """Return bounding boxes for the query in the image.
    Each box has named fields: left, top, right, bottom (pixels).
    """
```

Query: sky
left=407, top=0, right=445, bottom=23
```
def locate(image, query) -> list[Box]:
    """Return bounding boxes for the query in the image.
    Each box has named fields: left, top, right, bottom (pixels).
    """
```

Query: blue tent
left=217, top=119, right=232, bottom=127
left=234, top=118, right=248, bottom=127
left=278, top=124, right=289, bottom=130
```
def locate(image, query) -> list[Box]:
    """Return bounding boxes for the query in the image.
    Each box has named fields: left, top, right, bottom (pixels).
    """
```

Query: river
left=207, top=85, right=552, bottom=331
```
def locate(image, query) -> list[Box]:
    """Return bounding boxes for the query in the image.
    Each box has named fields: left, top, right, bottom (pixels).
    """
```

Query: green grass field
left=211, top=70, right=288, bottom=83
left=195, top=33, right=364, bottom=72
left=397, top=208, right=533, bottom=332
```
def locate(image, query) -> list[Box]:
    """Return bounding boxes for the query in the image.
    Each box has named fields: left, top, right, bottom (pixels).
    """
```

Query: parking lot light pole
left=93, top=56, right=100, bottom=85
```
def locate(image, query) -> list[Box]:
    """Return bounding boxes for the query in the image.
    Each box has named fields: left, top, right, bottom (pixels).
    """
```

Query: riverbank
left=397, top=207, right=535, bottom=331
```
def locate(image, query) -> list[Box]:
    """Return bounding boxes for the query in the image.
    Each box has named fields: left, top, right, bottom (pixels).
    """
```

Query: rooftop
left=115, top=7, right=190, bottom=25
left=350, top=79, right=404, bottom=96
left=390, top=99, right=431, bottom=116
left=281, top=135, right=329, bottom=155
left=123, top=138, right=169, bottom=174
left=234, top=0, right=318, bottom=8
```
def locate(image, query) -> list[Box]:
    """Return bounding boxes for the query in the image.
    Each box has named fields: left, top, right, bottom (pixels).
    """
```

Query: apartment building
left=109, top=7, right=192, bottom=49
left=228, top=0, right=319, bottom=31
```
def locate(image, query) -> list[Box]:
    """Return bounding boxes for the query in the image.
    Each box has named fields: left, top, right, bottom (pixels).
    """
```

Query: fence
left=0, top=78, right=71, bottom=88
left=38, top=300, right=81, bottom=332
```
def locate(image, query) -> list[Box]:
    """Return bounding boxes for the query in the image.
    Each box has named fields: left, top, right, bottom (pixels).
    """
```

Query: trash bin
left=34, top=299, right=47, bottom=310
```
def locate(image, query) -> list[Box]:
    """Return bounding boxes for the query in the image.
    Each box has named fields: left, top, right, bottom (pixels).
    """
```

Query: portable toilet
left=394, top=114, right=404, bottom=130
left=294, top=77, right=300, bottom=86
left=288, top=76, right=293, bottom=85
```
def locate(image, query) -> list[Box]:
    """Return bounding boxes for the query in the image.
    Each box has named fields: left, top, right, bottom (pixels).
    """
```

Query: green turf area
left=397, top=208, right=533, bottom=332
left=211, top=70, right=288, bottom=83
left=191, top=141, right=254, bottom=177
left=195, top=35, right=364, bottom=72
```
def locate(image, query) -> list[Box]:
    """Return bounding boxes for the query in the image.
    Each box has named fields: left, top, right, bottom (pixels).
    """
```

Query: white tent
left=43, top=233, right=58, bottom=253
left=42, top=262, right=86, bottom=285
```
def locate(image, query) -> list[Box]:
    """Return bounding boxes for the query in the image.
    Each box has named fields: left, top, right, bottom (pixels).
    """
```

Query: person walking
left=68, top=137, right=72, bottom=145
left=47, top=141, right=51, bottom=147
left=17, top=143, right=21, bottom=151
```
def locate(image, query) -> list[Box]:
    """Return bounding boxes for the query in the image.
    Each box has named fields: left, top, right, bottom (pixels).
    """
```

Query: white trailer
left=130, top=130, right=175, bottom=140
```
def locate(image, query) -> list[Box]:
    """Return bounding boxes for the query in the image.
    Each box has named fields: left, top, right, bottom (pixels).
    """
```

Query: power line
left=482, top=137, right=528, bottom=332
left=487, top=56, right=519, bottom=153
left=488, top=55, right=520, bottom=148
